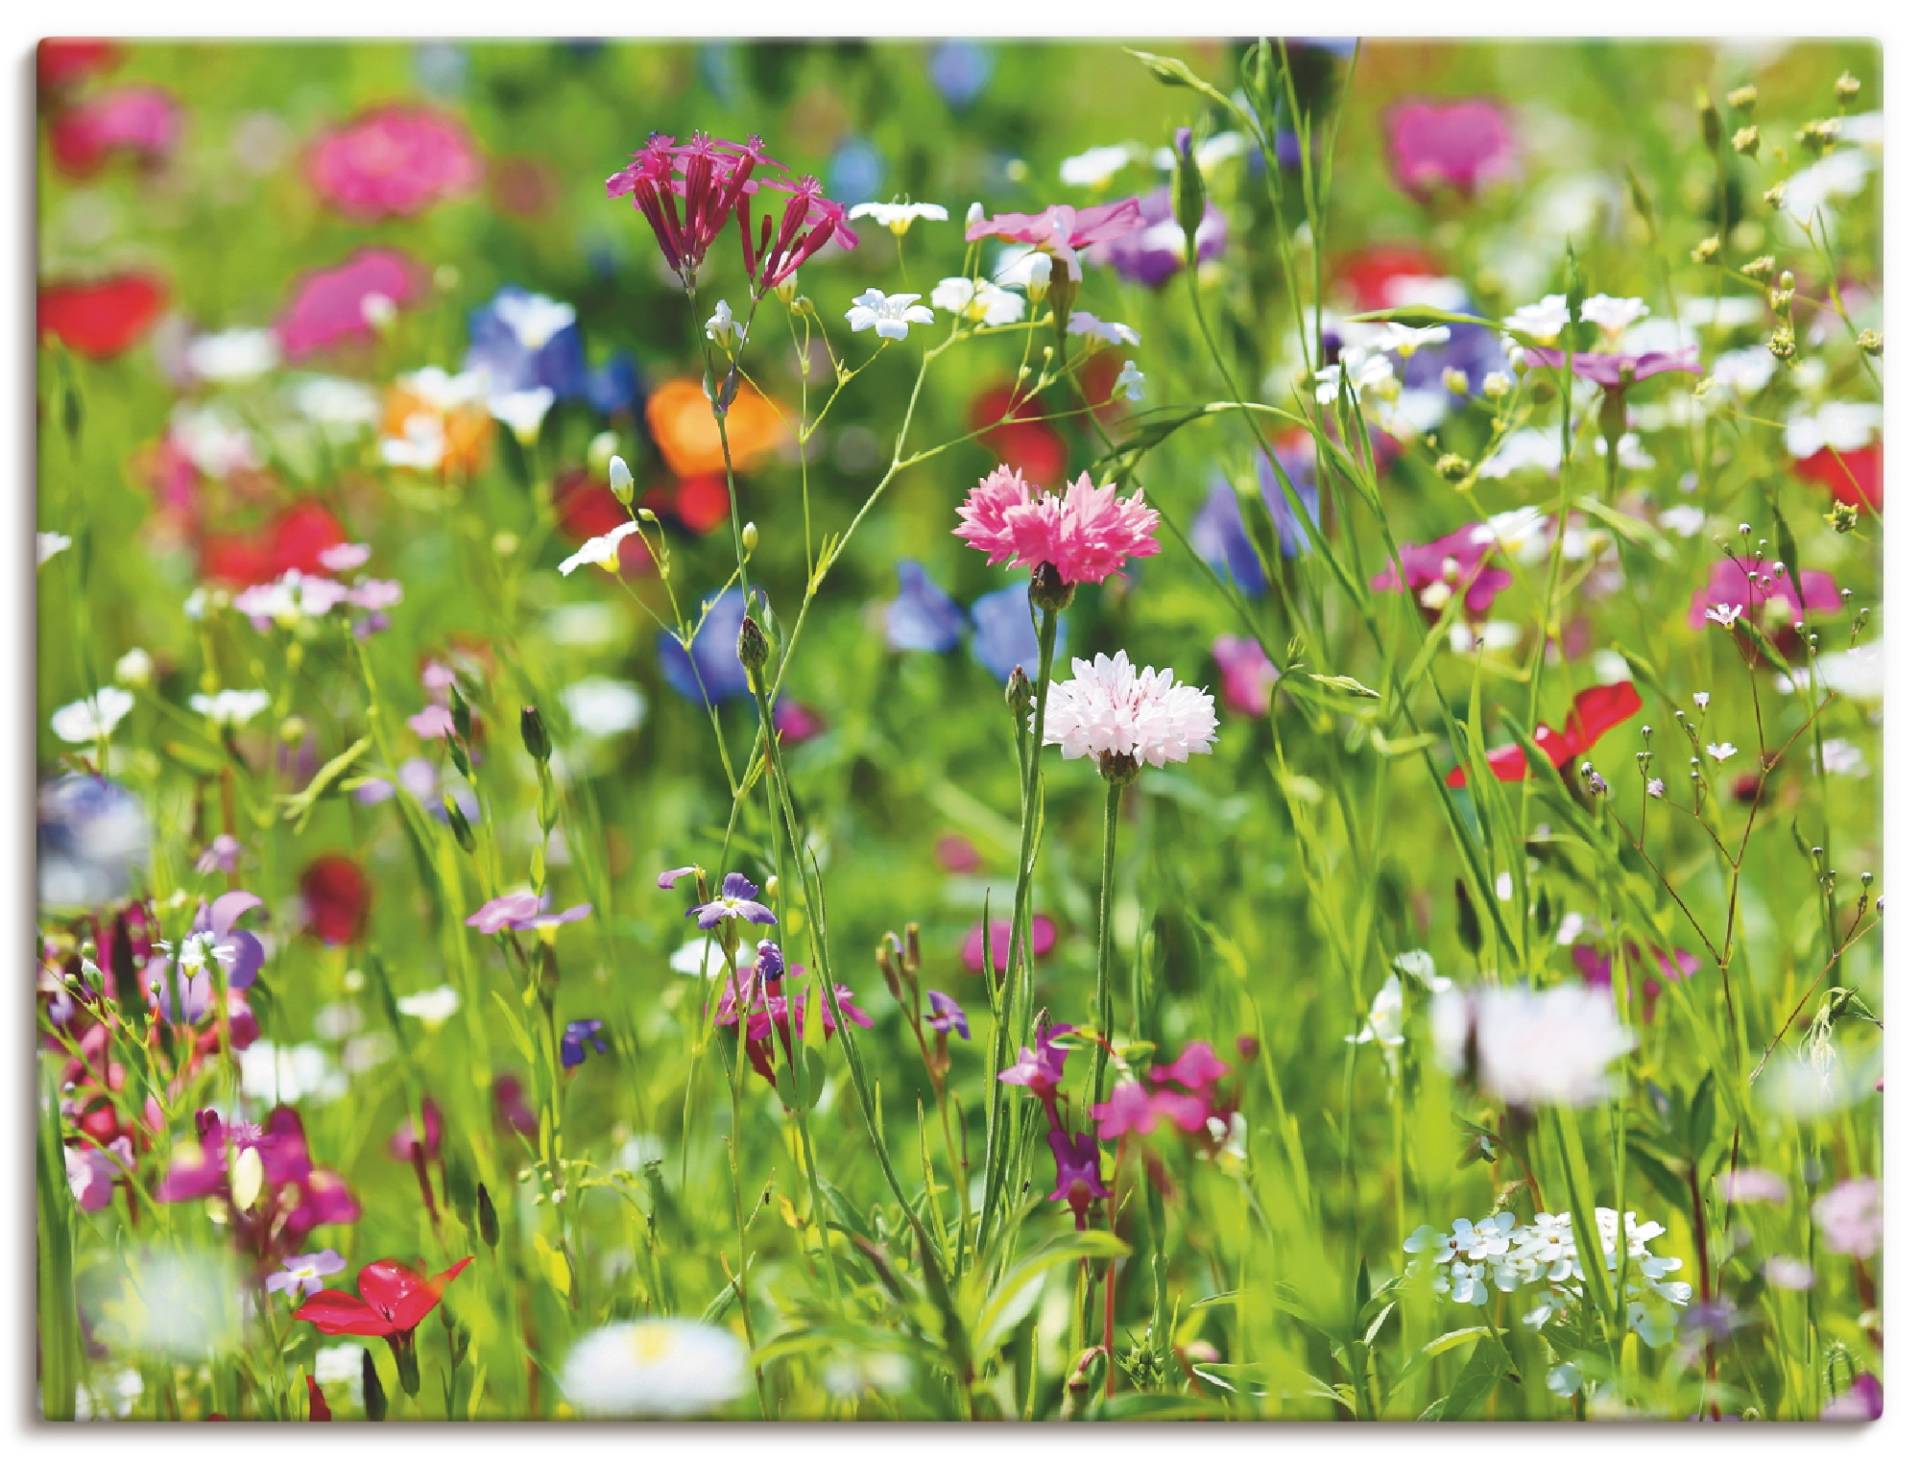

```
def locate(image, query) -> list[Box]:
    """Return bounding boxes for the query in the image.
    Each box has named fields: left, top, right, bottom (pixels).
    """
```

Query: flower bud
left=114, top=647, right=153, bottom=688
left=477, top=1181, right=499, bottom=1247
left=608, top=453, right=634, bottom=506
left=520, top=704, right=551, bottom=764
left=1835, top=71, right=1861, bottom=107
left=1442, top=367, right=1468, bottom=396
left=444, top=794, right=476, bottom=854
left=1170, top=126, right=1207, bottom=256
left=1435, top=452, right=1472, bottom=484
left=1006, top=664, right=1032, bottom=721
left=1691, top=235, right=1721, bottom=264
left=737, top=613, right=770, bottom=674
left=741, top=521, right=759, bottom=556
left=1028, top=560, right=1075, bottom=613
left=1726, top=83, right=1758, bottom=112
left=1696, top=91, right=1722, bottom=150
left=363, top=1349, right=387, bottom=1421
left=1732, top=125, right=1759, bottom=156
left=1858, top=328, right=1883, bottom=357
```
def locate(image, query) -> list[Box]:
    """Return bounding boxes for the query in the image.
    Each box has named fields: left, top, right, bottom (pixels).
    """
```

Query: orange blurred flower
left=645, top=377, right=784, bottom=478
left=380, top=368, right=493, bottom=479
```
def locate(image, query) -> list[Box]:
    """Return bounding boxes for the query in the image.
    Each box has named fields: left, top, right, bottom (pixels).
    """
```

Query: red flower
left=300, top=855, right=371, bottom=945
left=201, top=499, right=348, bottom=587
left=1794, top=442, right=1881, bottom=512
left=294, top=1256, right=472, bottom=1338
left=969, top=383, right=1066, bottom=483
left=306, top=1373, right=332, bottom=1421
left=1446, top=681, right=1642, bottom=787
left=38, top=274, right=168, bottom=358
left=38, top=39, right=121, bottom=92
left=1333, top=243, right=1446, bottom=312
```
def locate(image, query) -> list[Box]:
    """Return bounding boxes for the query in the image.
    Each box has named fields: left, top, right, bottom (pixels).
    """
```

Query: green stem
left=1091, top=777, right=1124, bottom=1112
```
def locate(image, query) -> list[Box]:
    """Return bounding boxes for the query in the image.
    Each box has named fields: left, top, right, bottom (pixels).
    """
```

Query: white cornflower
left=1431, top=983, right=1634, bottom=1107
left=185, top=327, right=280, bottom=383
left=1058, top=143, right=1136, bottom=188
left=704, top=299, right=745, bottom=348
left=38, top=531, right=73, bottom=566
left=488, top=387, right=555, bottom=445
left=191, top=689, right=270, bottom=727
left=1503, top=293, right=1570, bottom=343
left=1705, top=741, right=1737, bottom=762
left=1066, top=311, right=1140, bottom=347
left=847, top=200, right=949, bottom=235
left=845, top=288, right=934, bottom=341
left=1704, top=602, right=1744, bottom=629
left=1114, top=359, right=1146, bottom=403
left=1579, top=294, right=1649, bottom=338
left=558, top=521, right=640, bottom=577
left=1380, top=322, right=1452, bottom=356
left=396, top=985, right=460, bottom=1024
left=929, top=275, right=1025, bottom=327
left=51, top=688, right=136, bottom=745
left=560, top=1319, right=748, bottom=1417
left=1346, top=973, right=1406, bottom=1049
left=1040, top=651, right=1219, bottom=773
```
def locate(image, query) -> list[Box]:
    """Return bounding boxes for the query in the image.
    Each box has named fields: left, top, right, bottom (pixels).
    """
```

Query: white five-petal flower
left=845, top=289, right=935, bottom=341
left=559, top=521, right=641, bottom=577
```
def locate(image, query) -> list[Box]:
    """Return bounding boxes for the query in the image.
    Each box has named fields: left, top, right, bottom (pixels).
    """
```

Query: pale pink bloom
left=1813, top=1178, right=1882, bottom=1258
left=965, top=198, right=1144, bottom=281
left=1211, top=635, right=1279, bottom=718
left=409, top=704, right=455, bottom=740
left=275, top=248, right=424, bottom=360
left=1718, top=1168, right=1789, bottom=1204
left=1042, top=651, right=1218, bottom=770
left=954, top=466, right=1160, bottom=585
left=306, top=105, right=483, bottom=220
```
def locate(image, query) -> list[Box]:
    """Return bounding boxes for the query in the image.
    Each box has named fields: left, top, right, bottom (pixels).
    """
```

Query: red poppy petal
left=1563, top=680, right=1642, bottom=754
left=356, top=1259, right=428, bottom=1324
left=293, top=1289, right=393, bottom=1336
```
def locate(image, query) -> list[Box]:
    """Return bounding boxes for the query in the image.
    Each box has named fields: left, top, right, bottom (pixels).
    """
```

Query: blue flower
left=928, top=40, right=992, bottom=109
left=927, top=990, right=970, bottom=1040
left=755, top=939, right=786, bottom=983
left=828, top=137, right=885, bottom=205
left=584, top=353, right=643, bottom=416
left=1402, top=320, right=1509, bottom=399
left=886, top=561, right=966, bottom=653
left=1189, top=452, right=1319, bottom=596
left=659, top=589, right=753, bottom=704
left=560, top=1018, right=608, bottom=1069
left=968, top=582, right=1068, bottom=682
left=465, top=287, right=589, bottom=402
left=689, top=873, right=777, bottom=930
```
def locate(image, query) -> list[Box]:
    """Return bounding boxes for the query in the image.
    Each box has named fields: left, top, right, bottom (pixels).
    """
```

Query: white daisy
left=1579, top=294, right=1650, bottom=338
left=847, top=200, right=949, bottom=235
left=929, top=275, right=1025, bottom=327
left=560, top=1320, right=748, bottom=1418
left=1503, top=293, right=1571, bottom=343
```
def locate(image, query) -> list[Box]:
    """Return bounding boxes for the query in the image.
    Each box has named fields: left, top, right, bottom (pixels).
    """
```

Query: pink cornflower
left=1211, top=635, right=1279, bottom=718
left=306, top=105, right=482, bottom=221
left=965, top=199, right=1145, bottom=282
left=275, top=248, right=424, bottom=360
left=1688, top=555, right=1844, bottom=631
left=954, top=466, right=1160, bottom=585
left=1382, top=97, right=1519, bottom=200
left=1371, top=523, right=1510, bottom=621
left=49, top=86, right=182, bottom=176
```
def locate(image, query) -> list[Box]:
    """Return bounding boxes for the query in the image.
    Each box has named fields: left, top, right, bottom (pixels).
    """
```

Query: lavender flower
left=927, top=990, right=970, bottom=1040
left=266, top=1248, right=348, bottom=1298
left=687, top=872, right=776, bottom=929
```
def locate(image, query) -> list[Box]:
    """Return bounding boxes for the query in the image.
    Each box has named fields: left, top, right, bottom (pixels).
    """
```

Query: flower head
left=1432, top=983, right=1634, bottom=1107
left=1383, top=98, right=1518, bottom=199
left=965, top=198, right=1145, bottom=281
left=930, top=275, right=1025, bottom=326
left=1688, top=556, right=1843, bottom=631
left=266, top=1249, right=349, bottom=1300
left=466, top=891, right=592, bottom=935
left=926, top=990, right=970, bottom=1039
left=954, top=466, right=1161, bottom=585
left=848, top=200, right=948, bottom=235
left=558, top=521, right=640, bottom=577
left=307, top=106, right=481, bottom=221
left=560, top=1319, right=748, bottom=1418
left=845, top=288, right=934, bottom=340
left=687, top=872, right=777, bottom=929
left=1041, top=650, right=1218, bottom=773
left=294, top=1255, right=473, bottom=1338
left=561, top=1019, right=609, bottom=1069
left=1445, top=680, right=1642, bottom=787
left=51, top=687, right=135, bottom=745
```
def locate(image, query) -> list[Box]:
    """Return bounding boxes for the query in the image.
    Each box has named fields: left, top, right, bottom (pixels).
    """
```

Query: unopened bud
left=1732, top=125, right=1759, bottom=156
left=1697, top=91, right=1722, bottom=150
left=608, top=454, right=634, bottom=505
left=1442, top=367, right=1468, bottom=395
left=1691, top=235, right=1721, bottom=264
left=1006, top=665, right=1032, bottom=720
left=1741, top=254, right=1776, bottom=279
left=520, top=704, right=551, bottom=764
left=741, top=521, right=759, bottom=556
left=1857, top=328, right=1882, bottom=357
left=737, top=614, right=770, bottom=674
left=1768, top=326, right=1796, bottom=360
left=477, top=1181, right=499, bottom=1247
left=444, top=794, right=476, bottom=853
left=1170, top=125, right=1207, bottom=255
left=1726, top=84, right=1758, bottom=112
left=1028, top=560, right=1075, bottom=613
left=1834, top=72, right=1861, bottom=106
left=1436, top=452, right=1472, bottom=483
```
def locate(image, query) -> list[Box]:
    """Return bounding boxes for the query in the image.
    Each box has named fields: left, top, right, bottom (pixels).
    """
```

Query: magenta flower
left=963, top=914, right=1058, bottom=974
left=1688, top=555, right=1844, bottom=631
left=65, top=1137, right=132, bottom=1213
left=157, top=1107, right=360, bottom=1260
left=49, top=86, right=182, bottom=176
left=955, top=466, right=1160, bottom=585
left=964, top=198, right=1145, bottom=281
left=386, top=1099, right=442, bottom=1161
left=1522, top=346, right=1701, bottom=390
left=465, top=891, right=591, bottom=935
left=275, top=247, right=424, bottom=360
left=1822, top=1374, right=1884, bottom=1422
left=687, top=871, right=776, bottom=929
left=1090, top=1081, right=1209, bottom=1140
left=741, top=174, right=858, bottom=297
left=1370, top=524, right=1510, bottom=620
left=1382, top=97, right=1518, bottom=200
left=306, top=105, right=482, bottom=221
left=1813, top=1178, right=1882, bottom=1258
left=713, top=969, right=872, bottom=1095
left=927, top=990, right=970, bottom=1040
left=266, top=1248, right=348, bottom=1299
left=1149, top=1041, right=1229, bottom=1093
left=1212, top=635, right=1280, bottom=718
left=998, top=1021, right=1077, bottom=1094
left=1046, top=1130, right=1109, bottom=1220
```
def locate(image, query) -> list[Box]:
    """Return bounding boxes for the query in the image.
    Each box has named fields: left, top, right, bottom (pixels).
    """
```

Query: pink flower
left=1211, top=635, right=1279, bottom=717
left=963, top=914, right=1057, bottom=974
left=306, top=105, right=482, bottom=221
left=1718, top=1168, right=1789, bottom=1205
left=1371, top=523, right=1510, bottom=620
left=1522, top=347, right=1700, bottom=390
left=955, top=466, right=1160, bottom=585
left=1813, top=1177, right=1881, bottom=1258
left=1090, top=1081, right=1209, bottom=1140
left=934, top=834, right=982, bottom=873
left=408, top=704, right=455, bottom=740
left=1688, top=555, right=1844, bottom=631
left=1382, top=97, right=1518, bottom=200
left=965, top=199, right=1145, bottom=281
left=49, top=86, right=182, bottom=176
left=275, top=248, right=425, bottom=360
left=1150, top=1041, right=1229, bottom=1093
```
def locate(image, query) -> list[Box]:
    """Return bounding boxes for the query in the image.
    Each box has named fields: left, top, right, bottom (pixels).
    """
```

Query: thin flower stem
left=1091, top=777, right=1123, bottom=1115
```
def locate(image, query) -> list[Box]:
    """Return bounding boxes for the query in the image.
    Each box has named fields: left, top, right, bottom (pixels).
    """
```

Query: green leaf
left=968, top=1230, right=1128, bottom=1355
left=277, top=735, right=371, bottom=833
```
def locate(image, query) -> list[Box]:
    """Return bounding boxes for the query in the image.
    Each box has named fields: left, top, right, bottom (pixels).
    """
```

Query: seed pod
left=362, top=1349, right=387, bottom=1421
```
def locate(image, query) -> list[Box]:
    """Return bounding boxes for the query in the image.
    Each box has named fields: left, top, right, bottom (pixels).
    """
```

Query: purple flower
left=466, top=891, right=592, bottom=934
left=65, top=1137, right=131, bottom=1213
left=1822, top=1373, right=1883, bottom=1422
left=998, top=1021, right=1076, bottom=1092
left=1046, top=1130, right=1109, bottom=1210
left=1522, top=346, right=1701, bottom=390
left=1086, top=185, right=1226, bottom=288
left=755, top=939, right=786, bottom=983
left=968, top=582, right=1070, bottom=683
left=465, top=285, right=588, bottom=401
left=1813, top=1178, right=1882, bottom=1258
left=688, top=871, right=777, bottom=929
left=408, top=703, right=456, bottom=740
left=886, top=560, right=966, bottom=653
left=1149, top=1041, right=1228, bottom=1092
left=561, top=1018, right=608, bottom=1069
left=658, top=587, right=753, bottom=704
left=195, top=834, right=242, bottom=875
left=1190, top=445, right=1318, bottom=595
left=927, top=990, right=970, bottom=1040
left=928, top=39, right=991, bottom=110
left=265, top=1248, right=348, bottom=1299
left=657, top=864, right=700, bottom=890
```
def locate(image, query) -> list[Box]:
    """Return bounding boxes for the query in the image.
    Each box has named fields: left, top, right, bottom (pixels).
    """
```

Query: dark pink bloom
left=1718, top=1168, right=1789, bottom=1205
left=49, top=86, right=182, bottom=176
left=1046, top=1130, right=1109, bottom=1222
left=964, top=914, right=1057, bottom=974
left=955, top=466, right=1161, bottom=585
left=934, top=834, right=982, bottom=874
left=1572, top=940, right=1699, bottom=1021
left=1822, top=1374, right=1883, bottom=1422
left=306, top=105, right=482, bottom=221
left=1370, top=523, right=1510, bottom=620
left=965, top=199, right=1145, bottom=281
left=387, top=1099, right=442, bottom=1161
left=1688, top=555, right=1844, bottom=630
left=1150, top=1041, right=1229, bottom=1093
left=1212, top=635, right=1279, bottom=718
left=1382, top=98, right=1518, bottom=200
left=774, top=697, right=825, bottom=745
left=740, top=173, right=858, bottom=297
left=998, top=1021, right=1077, bottom=1094
left=275, top=248, right=425, bottom=361
left=1522, top=346, right=1700, bottom=389
left=1090, top=1081, right=1209, bottom=1140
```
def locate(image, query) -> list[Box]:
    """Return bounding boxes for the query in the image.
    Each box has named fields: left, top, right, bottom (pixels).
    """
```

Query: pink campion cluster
left=48, top=85, right=182, bottom=176
left=1688, top=555, right=1845, bottom=630
left=157, top=1107, right=361, bottom=1271
left=954, top=466, right=1162, bottom=585
left=276, top=247, right=425, bottom=360
left=606, top=132, right=856, bottom=294
left=1091, top=1041, right=1234, bottom=1140
left=1572, top=939, right=1701, bottom=1022
left=306, top=104, right=483, bottom=221
left=965, top=198, right=1145, bottom=282
left=1371, top=523, right=1511, bottom=621
left=713, top=963, right=874, bottom=1097
left=962, top=914, right=1057, bottom=975
left=1381, top=97, right=1519, bottom=200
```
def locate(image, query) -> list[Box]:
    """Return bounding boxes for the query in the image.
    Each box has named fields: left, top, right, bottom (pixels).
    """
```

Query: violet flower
left=561, top=1018, right=609, bottom=1069
left=1046, top=1129, right=1109, bottom=1222
left=466, top=891, right=592, bottom=934
left=195, top=834, right=242, bottom=875
left=927, top=990, right=970, bottom=1040
left=1522, top=346, right=1700, bottom=390
left=265, top=1248, right=348, bottom=1299
left=687, top=872, right=776, bottom=929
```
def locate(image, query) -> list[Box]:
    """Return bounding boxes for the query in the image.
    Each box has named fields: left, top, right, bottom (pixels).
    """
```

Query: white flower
left=1346, top=974, right=1406, bottom=1048
left=380, top=413, right=449, bottom=471
left=51, top=687, right=135, bottom=744
left=488, top=387, right=555, bottom=444
left=845, top=288, right=934, bottom=341
left=1471, top=506, right=1550, bottom=563
left=1705, top=741, right=1737, bottom=763
left=1380, top=322, right=1451, bottom=356
left=1659, top=504, right=1706, bottom=537
left=1704, top=602, right=1743, bottom=629
left=238, top=1040, right=347, bottom=1104
left=1066, top=310, right=1140, bottom=347
left=561, top=677, right=648, bottom=739
left=670, top=938, right=728, bottom=978
left=494, top=291, right=576, bottom=350
left=185, top=327, right=280, bottom=383
left=1432, top=983, right=1634, bottom=1107
left=1681, top=293, right=1767, bottom=329
left=171, top=403, right=259, bottom=478
left=1503, top=293, right=1570, bottom=343
left=704, top=299, right=745, bottom=348
left=1692, top=691, right=1710, bottom=710
left=929, top=275, right=1025, bottom=327
left=1579, top=294, right=1649, bottom=338
left=558, top=521, right=640, bottom=576
left=397, top=365, right=488, bottom=411
left=37, top=531, right=73, bottom=566
left=1058, top=143, right=1136, bottom=188
left=313, top=1344, right=364, bottom=1389
left=233, top=570, right=351, bottom=626
left=360, top=293, right=397, bottom=330
left=190, top=689, right=270, bottom=727
left=1114, top=360, right=1146, bottom=403
left=1712, top=345, right=1777, bottom=396
left=1777, top=639, right=1881, bottom=701
left=560, top=1319, right=748, bottom=1417
left=396, top=985, right=460, bottom=1024
left=1779, top=148, right=1875, bottom=226
left=289, top=375, right=380, bottom=431
left=1315, top=349, right=1395, bottom=404
left=847, top=200, right=949, bottom=235
left=1041, top=650, right=1219, bottom=771
left=1478, top=427, right=1564, bottom=481
left=1547, top=1364, right=1583, bottom=1398
left=114, top=648, right=154, bottom=688
left=1783, top=400, right=1881, bottom=459
left=1821, top=738, right=1868, bottom=777
left=1150, top=131, right=1246, bottom=172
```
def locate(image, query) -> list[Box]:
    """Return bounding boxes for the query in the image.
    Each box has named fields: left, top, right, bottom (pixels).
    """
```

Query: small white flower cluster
left=1403, top=1207, right=1691, bottom=1346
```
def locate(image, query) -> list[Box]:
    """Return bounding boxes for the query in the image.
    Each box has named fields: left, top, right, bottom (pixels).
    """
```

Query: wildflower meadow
left=34, top=34, right=1885, bottom=1423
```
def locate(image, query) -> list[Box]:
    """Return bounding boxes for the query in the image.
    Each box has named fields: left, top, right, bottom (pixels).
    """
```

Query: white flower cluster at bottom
left=1402, top=1207, right=1691, bottom=1346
